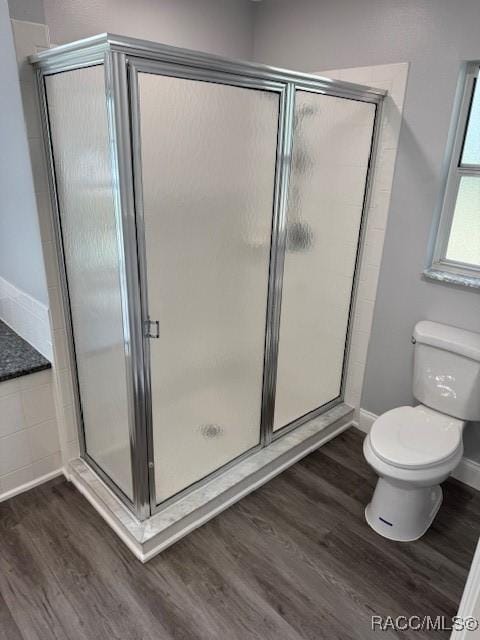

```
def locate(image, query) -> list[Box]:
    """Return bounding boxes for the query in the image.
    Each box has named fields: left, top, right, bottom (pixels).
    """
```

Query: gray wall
left=7, top=0, right=43, bottom=22
left=253, top=0, right=480, bottom=459
left=0, top=0, right=48, bottom=303
left=43, top=0, right=254, bottom=59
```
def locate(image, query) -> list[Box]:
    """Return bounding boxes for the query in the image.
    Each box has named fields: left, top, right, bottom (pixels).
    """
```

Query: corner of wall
left=0, top=5, right=49, bottom=307
left=7, top=0, right=46, bottom=24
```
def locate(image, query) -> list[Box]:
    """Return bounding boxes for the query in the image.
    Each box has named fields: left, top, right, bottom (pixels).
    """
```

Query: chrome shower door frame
left=35, top=50, right=151, bottom=520
left=127, top=56, right=289, bottom=513
left=270, top=85, right=384, bottom=441
left=31, top=34, right=385, bottom=521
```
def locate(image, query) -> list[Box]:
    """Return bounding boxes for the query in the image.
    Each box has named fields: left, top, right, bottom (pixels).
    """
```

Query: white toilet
left=364, top=320, right=480, bottom=542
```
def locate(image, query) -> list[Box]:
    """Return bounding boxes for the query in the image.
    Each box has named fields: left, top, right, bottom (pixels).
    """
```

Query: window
left=427, top=63, right=480, bottom=287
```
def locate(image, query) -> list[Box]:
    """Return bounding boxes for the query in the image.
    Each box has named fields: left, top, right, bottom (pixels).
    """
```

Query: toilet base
left=365, top=477, right=443, bottom=542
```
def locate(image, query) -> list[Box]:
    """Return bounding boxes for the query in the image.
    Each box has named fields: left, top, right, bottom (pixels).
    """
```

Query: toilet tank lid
left=413, top=321, right=480, bottom=362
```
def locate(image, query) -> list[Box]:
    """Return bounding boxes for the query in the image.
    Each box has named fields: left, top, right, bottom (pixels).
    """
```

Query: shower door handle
left=144, top=319, right=160, bottom=339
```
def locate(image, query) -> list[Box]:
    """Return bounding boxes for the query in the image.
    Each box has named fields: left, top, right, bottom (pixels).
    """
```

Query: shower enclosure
left=32, top=35, right=384, bottom=523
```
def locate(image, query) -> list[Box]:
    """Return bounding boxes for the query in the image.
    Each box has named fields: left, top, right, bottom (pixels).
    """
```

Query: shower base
left=66, top=403, right=353, bottom=562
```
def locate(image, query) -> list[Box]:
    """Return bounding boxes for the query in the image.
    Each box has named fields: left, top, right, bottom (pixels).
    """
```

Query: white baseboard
left=0, top=467, right=64, bottom=503
left=355, top=408, right=480, bottom=492
left=452, top=457, right=480, bottom=492
left=356, top=408, right=377, bottom=433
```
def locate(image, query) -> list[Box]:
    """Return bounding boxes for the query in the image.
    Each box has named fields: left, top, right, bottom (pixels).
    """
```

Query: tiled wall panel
left=0, top=370, right=61, bottom=499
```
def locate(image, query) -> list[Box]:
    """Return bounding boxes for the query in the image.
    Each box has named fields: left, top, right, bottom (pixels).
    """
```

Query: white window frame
left=426, top=62, right=480, bottom=289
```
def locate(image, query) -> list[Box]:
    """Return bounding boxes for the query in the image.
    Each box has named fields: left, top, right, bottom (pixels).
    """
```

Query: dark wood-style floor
left=1, top=427, right=479, bottom=640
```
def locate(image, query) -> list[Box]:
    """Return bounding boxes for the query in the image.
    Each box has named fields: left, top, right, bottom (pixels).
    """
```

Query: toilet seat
left=369, top=405, right=463, bottom=470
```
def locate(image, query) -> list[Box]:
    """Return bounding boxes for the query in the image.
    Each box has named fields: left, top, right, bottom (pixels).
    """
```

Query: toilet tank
left=413, top=321, right=480, bottom=421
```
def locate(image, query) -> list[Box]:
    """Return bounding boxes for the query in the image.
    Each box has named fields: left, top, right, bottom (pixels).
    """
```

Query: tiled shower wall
left=9, top=19, right=80, bottom=481
left=317, top=63, right=409, bottom=421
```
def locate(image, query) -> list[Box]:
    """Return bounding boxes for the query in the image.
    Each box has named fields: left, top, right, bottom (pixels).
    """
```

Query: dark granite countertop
left=0, top=320, right=51, bottom=383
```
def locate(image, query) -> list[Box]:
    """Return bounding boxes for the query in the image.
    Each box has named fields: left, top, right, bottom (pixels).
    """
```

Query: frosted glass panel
left=138, top=73, right=278, bottom=503
left=273, top=91, right=375, bottom=431
left=461, top=80, right=480, bottom=165
left=46, top=67, right=133, bottom=498
left=446, top=177, right=480, bottom=265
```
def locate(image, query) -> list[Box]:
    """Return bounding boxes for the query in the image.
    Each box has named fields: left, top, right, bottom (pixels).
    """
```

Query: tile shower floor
left=0, top=427, right=478, bottom=639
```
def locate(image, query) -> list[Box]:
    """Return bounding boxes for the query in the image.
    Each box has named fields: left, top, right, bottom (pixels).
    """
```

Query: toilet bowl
left=363, top=405, right=464, bottom=541
left=363, top=321, right=480, bottom=542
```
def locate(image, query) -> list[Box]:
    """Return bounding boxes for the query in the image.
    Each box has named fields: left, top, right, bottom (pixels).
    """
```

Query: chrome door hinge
left=144, top=319, right=160, bottom=339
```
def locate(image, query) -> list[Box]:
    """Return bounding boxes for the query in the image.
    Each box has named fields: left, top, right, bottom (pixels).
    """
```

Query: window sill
left=423, top=267, right=480, bottom=290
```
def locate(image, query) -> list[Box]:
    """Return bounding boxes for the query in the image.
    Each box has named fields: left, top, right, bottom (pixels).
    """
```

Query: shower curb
left=68, top=403, right=354, bottom=562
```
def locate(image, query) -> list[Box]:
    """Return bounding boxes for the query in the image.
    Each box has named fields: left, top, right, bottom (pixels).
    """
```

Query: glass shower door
left=46, top=66, right=134, bottom=500
left=273, top=91, right=376, bottom=431
left=136, top=70, right=280, bottom=504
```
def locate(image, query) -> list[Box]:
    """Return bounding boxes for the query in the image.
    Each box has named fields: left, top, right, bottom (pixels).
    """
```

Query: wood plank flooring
left=1, top=427, right=479, bottom=640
